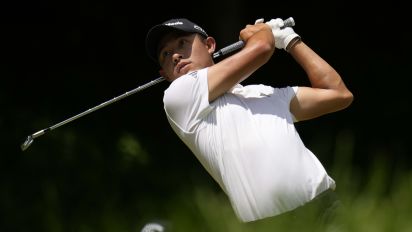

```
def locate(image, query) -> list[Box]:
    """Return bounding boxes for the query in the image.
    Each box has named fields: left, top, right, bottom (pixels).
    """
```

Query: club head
left=21, top=135, right=33, bottom=151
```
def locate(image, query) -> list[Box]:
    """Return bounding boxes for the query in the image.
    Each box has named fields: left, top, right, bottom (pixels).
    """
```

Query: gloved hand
left=265, top=18, right=284, bottom=31
left=254, top=18, right=265, bottom=24
left=266, top=18, right=301, bottom=51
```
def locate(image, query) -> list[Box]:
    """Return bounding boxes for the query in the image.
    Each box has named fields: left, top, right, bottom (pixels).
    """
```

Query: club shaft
left=22, top=17, right=296, bottom=150
left=34, top=16, right=295, bottom=135
left=38, top=77, right=165, bottom=136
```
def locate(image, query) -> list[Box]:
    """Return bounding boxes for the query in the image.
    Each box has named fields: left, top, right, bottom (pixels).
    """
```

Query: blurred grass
left=3, top=129, right=412, bottom=232
left=157, top=168, right=412, bottom=232
left=5, top=168, right=412, bottom=232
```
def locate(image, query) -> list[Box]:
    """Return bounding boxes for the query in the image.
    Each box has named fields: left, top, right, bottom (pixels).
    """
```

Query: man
left=145, top=17, right=353, bottom=223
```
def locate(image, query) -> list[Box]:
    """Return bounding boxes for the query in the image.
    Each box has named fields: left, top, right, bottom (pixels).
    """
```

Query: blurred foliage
left=2, top=129, right=412, bottom=231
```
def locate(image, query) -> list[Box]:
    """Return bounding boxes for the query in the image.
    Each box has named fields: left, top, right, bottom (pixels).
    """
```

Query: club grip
left=213, top=41, right=244, bottom=59
left=283, top=17, right=295, bottom=28
left=213, top=17, right=295, bottom=59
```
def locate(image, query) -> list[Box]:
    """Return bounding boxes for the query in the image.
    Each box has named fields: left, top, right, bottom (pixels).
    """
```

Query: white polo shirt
left=163, top=68, right=335, bottom=222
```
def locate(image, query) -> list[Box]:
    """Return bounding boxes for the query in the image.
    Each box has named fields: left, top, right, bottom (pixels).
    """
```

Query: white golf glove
left=266, top=18, right=301, bottom=51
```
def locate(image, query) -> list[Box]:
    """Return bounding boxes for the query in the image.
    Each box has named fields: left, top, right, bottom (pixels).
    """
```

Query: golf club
left=21, top=17, right=295, bottom=151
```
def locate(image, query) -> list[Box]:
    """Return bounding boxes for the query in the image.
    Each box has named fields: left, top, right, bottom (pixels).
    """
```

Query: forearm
left=208, top=24, right=274, bottom=101
left=288, top=40, right=344, bottom=90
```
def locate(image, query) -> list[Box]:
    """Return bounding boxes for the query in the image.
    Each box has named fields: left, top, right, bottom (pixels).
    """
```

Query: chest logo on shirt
left=188, top=71, right=198, bottom=77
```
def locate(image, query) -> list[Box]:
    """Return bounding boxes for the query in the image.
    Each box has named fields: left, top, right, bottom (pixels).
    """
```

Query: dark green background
left=1, top=1, right=410, bottom=231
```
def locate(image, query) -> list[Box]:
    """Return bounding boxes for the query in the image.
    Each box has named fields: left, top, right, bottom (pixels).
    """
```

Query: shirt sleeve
left=272, top=86, right=299, bottom=122
left=163, top=68, right=213, bottom=132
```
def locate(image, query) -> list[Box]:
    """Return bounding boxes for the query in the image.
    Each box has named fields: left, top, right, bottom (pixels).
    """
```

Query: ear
left=205, top=37, right=216, bottom=55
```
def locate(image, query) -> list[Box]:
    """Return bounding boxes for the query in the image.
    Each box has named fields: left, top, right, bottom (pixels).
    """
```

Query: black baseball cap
left=145, top=18, right=209, bottom=63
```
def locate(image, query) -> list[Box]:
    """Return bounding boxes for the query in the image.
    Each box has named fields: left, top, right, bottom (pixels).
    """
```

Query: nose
left=173, top=54, right=183, bottom=65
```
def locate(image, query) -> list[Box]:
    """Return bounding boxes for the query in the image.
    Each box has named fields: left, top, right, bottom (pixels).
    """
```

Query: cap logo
left=164, top=21, right=183, bottom=26
left=194, top=25, right=206, bottom=34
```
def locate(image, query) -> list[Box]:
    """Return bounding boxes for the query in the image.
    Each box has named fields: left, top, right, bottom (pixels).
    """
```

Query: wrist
left=286, top=36, right=302, bottom=52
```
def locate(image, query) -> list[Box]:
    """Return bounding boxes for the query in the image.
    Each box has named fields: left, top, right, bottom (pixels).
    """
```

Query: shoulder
left=166, top=69, right=207, bottom=94
left=163, top=68, right=209, bottom=109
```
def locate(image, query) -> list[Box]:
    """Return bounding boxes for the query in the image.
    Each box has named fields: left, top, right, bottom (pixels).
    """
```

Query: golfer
left=145, top=17, right=353, bottom=222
